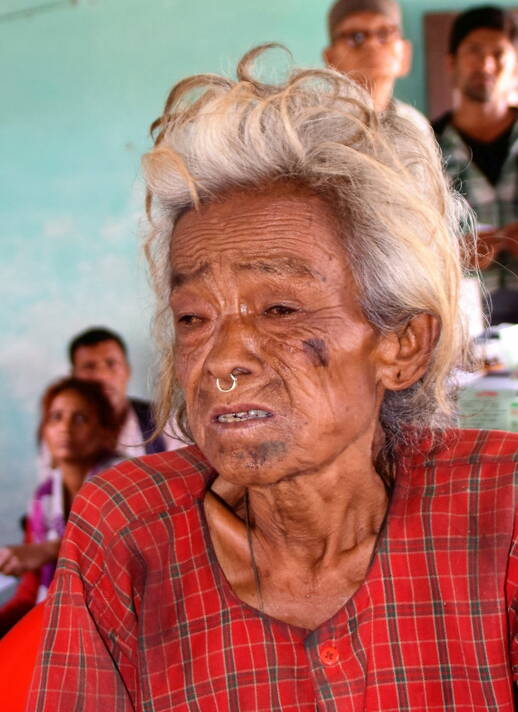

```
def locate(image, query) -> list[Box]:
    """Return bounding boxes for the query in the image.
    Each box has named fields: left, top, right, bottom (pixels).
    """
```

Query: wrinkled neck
left=247, top=447, right=389, bottom=567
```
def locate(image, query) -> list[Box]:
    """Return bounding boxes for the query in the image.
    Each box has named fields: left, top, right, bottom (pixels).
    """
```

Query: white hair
left=142, top=45, right=475, bottom=451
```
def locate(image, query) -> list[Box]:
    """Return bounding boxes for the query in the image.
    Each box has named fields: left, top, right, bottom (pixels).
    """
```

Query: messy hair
left=142, top=45, right=474, bottom=449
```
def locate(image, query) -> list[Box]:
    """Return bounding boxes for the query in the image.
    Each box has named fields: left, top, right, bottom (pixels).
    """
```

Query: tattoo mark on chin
left=249, top=440, right=286, bottom=466
left=302, top=338, right=329, bottom=367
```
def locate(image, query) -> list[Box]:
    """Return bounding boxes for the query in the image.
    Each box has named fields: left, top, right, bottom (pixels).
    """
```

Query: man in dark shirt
left=433, top=5, right=518, bottom=323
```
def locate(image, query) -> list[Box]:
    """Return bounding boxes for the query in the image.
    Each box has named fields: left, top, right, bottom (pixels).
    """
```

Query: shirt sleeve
left=26, top=477, right=142, bottom=712
left=507, top=476, right=518, bottom=682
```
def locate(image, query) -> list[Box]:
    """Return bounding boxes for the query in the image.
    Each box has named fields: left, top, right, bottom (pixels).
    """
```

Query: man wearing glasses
left=323, top=0, right=430, bottom=133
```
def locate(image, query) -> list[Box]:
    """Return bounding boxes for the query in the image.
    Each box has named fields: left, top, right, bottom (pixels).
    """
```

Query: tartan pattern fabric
left=28, top=429, right=518, bottom=711
left=435, top=119, right=518, bottom=291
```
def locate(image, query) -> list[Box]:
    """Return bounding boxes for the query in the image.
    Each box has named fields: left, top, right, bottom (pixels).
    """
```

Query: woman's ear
left=376, top=313, right=440, bottom=391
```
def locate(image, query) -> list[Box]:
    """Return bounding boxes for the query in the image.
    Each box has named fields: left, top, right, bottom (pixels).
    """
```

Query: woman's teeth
left=216, top=409, right=271, bottom=423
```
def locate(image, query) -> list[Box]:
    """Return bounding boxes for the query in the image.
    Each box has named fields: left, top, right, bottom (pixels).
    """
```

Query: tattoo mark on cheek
left=302, top=338, right=329, bottom=367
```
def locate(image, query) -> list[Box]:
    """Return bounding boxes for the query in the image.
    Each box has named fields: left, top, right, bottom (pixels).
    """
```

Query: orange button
left=319, top=644, right=339, bottom=666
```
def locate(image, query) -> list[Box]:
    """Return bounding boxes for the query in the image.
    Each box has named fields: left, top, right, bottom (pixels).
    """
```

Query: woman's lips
left=210, top=403, right=274, bottom=425
left=215, top=409, right=272, bottom=424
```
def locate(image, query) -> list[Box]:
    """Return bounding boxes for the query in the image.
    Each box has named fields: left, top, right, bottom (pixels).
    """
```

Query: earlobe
left=377, top=313, right=440, bottom=391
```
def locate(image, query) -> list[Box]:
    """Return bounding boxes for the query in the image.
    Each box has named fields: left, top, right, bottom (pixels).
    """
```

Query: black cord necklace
left=244, top=489, right=265, bottom=612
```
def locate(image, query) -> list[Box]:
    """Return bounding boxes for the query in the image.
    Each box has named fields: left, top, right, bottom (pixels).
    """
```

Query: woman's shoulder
left=401, top=428, right=518, bottom=489
left=421, top=428, right=518, bottom=464
left=74, top=445, right=215, bottom=530
left=33, top=469, right=59, bottom=500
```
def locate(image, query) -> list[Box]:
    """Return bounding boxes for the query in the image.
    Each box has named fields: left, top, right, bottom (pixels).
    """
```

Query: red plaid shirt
left=28, top=429, right=518, bottom=711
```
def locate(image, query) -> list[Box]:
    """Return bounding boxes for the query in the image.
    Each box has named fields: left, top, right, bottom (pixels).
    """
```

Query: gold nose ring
left=216, top=374, right=237, bottom=393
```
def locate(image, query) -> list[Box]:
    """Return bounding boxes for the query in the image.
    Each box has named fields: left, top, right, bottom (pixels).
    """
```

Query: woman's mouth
left=215, top=409, right=273, bottom=423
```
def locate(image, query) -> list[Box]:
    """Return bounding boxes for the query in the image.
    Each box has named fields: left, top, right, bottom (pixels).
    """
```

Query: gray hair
left=142, top=45, right=474, bottom=450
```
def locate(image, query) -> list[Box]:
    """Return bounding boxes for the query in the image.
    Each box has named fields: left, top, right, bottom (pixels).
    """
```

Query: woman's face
left=43, top=389, right=106, bottom=467
left=170, top=185, right=393, bottom=486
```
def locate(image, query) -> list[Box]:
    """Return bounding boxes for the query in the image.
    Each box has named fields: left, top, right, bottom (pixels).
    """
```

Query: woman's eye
left=177, top=314, right=203, bottom=327
left=72, top=413, right=88, bottom=425
left=264, top=304, right=298, bottom=317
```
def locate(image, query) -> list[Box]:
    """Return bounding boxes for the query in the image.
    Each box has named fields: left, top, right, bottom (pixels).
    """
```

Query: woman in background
left=0, top=377, right=120, bottom=634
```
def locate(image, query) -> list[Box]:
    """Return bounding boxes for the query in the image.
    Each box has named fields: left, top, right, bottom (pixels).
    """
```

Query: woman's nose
left=55, top=417, right=71, bottom=434
left=203, top=315, right=259, bottom=381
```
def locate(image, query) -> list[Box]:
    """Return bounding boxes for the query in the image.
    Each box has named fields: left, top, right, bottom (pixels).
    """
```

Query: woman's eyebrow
left=235, top=258, right=321, bottom=279
left=170, top=258, right=323, bottom=288
left=170, top=263, right=210, bottom=289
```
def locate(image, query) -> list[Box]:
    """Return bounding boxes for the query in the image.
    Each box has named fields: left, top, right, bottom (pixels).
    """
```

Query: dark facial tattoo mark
left=248, top=441, right=287, bottom=467
left=302, top=338, right=329, bottom=368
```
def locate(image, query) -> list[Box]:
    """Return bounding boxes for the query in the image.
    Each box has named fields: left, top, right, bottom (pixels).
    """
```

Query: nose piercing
left=216, top=373, right=237, bottom=393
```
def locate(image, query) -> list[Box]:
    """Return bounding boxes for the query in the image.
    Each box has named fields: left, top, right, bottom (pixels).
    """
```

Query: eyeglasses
left=332, top=24, right=401, bottom=49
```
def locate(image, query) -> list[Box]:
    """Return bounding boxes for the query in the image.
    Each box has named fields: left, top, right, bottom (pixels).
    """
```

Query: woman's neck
left=205, top=435, right=391, bottom=629
left=58, top=460, right=94, bottom=498
left=246, top=436, right=389, bottom=569
left=57, top=459, right=97, bottom=520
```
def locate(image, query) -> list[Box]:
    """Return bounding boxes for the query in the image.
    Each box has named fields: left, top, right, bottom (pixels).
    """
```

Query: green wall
left=1, top=0, right=517, bottom=543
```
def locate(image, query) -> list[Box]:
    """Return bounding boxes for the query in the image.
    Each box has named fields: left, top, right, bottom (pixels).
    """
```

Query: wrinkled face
left=169, top=186, right=392, bottom=486
left=325, top=11, right=409, bottom=83
left=43, top=389, right=106, bottom=466
left=72, top=340, right=130, bottom=413
left=451, top=29, right=518, bottom=103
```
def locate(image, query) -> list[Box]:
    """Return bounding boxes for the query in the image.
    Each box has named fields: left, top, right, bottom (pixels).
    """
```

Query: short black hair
left=449, top=5, right=518, bottom=55
left=68, top=327, right=128, bottom=365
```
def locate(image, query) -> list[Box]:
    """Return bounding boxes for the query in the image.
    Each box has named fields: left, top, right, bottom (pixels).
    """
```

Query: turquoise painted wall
left=2, top=0, right=518, bottom=543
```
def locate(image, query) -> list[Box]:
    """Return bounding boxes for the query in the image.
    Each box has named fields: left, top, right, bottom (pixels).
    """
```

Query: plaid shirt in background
left=435, top=117, right=518, bottom=292
left=28, top=431, right=518, bottom=711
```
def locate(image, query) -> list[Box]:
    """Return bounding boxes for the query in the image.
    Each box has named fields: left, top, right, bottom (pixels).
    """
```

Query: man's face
left=72, top=340, right=131, bottom=413
left=450, top=28, right=518, bottom=104
left=324, top=11, right=410, bottom=85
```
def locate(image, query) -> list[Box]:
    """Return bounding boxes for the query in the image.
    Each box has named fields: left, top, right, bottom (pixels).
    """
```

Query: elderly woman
left=29, top=48, right=518, bottom=711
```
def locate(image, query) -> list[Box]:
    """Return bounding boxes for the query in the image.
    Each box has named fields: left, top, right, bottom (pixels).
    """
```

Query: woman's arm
left=0, top=541, right=60, bottom=577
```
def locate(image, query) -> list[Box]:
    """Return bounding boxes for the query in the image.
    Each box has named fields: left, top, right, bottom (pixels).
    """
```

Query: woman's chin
left=51, top=452, right=95, bottom=468
left=200, top=438, right=290, bottom=486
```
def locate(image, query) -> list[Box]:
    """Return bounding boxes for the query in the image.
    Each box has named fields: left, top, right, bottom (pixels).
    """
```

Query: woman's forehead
left=170, top=254, right=330, bottom=291
left=49, top=390, right=93, bottom=411
left=170, top=186, right=345, bottom=274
